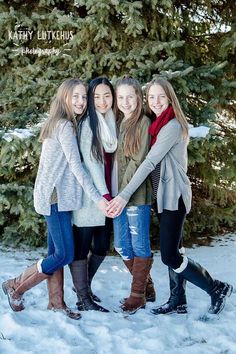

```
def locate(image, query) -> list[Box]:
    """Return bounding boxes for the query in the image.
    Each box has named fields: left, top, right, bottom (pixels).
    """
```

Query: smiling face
left=71, top=84, right=87, bottom=115
left=147, top=84, right=169, bottom=117
left=94, top=84, right=113, bottom=115
left=116, top=84, right=138, bottom=119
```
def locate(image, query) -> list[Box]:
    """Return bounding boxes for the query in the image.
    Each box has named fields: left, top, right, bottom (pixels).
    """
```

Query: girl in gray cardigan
left=2, top=79, right=108, bottom=320
left=108, top=78, right=233, bottom=316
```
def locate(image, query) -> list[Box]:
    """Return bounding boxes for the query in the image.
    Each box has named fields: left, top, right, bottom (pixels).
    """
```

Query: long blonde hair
left=114, top=76, right=144, bottom=157
left=146, top=78, right=189, bottom=138
left=39, top=78, right=86, bottom=142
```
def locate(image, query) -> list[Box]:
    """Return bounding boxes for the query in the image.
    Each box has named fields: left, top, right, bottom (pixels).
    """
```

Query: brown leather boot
left=145, top=256, right=156, bottom=302
left=123, top=259, right=134, bottom=273
left=121, top=257, right=152, bottom=314
left=47, top=268, right=81, bottom=320
left=119, top=259, right=134, bottom=305
left=2, top=263, right=49, bottom=312
left=121, top=258, right=156, bottom=304
left=146, top=275, right=156, bottom=302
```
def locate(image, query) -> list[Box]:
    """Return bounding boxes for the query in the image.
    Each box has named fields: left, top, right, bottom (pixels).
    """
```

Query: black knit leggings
left=73, top=218, right=112, bottom=260
left=154, top=197, right=186, bottom=270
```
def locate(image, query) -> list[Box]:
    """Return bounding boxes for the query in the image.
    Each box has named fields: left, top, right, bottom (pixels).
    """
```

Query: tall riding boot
left=179, top=258, right=233, bottom=315
left=121, top=257, right=152, bottom=314
left=168, top=267, right=187, bottom=309
left=2, top=262, right=49, bottom=312
left=123, top=259, right=134, bottom=273
left=87, top=253, right=106, bottom=302
left=151, top=267, right=187, bottom=315
left=69, top=260, right=109, bottom=312
left=146, top=256, right=156, bottom=302
left=119, top=259, right=134, bottom=304
left=47, top=268, right=81, bottom=320
left=121, top=258, right=156, bottom=304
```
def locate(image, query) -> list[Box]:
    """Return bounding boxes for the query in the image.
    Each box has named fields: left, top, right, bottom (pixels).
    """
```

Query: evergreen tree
left=0, top=0, right=235, bottom=246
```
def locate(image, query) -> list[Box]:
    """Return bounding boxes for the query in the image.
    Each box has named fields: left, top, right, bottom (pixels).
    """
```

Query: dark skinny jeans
left=154, top=197, right=186, bottom=270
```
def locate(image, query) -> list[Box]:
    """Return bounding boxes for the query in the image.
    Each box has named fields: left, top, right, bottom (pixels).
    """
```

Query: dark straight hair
left=86, top=77, right=115, bottom=162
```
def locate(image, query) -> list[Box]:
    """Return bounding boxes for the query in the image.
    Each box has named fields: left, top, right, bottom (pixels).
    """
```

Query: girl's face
left=94, top=84, right=113, bottom=115
left=71, top=84, right=87, bottom=115
left=147, top=84, right=169, bottom=117
left=116, top=84, right=138, bottom=119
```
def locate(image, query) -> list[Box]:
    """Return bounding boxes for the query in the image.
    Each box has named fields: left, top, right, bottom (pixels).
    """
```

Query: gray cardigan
left=34, top=119, right=102, bottom=216
left=119, top=119, right=192, bottom=214
left=72, top=118, right=108, bottom=227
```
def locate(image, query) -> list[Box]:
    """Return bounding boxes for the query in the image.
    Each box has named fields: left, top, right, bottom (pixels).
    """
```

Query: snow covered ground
left=0, top=233, right=236, bottom=354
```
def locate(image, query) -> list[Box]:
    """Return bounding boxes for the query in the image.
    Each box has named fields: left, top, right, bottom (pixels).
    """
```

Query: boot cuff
left=36, top=259, right=43, bottom=273
left=173, top=256, right=188, bottom=274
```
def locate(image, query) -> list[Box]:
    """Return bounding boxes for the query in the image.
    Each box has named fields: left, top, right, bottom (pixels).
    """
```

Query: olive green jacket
left=116, top=115, right=152, bottom=207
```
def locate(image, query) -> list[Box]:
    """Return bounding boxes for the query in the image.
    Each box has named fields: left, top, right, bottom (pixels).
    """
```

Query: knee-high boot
left=168, top=267, right=187, bottom=308
left=121, top=257, right=153, bottom=314
left=177, top=257, right=233, bottom=315
left=151, top=267, right=187, bottom=315
left=47, top=268, right=81, bottom=320
left=87, top=253, right=106, bottom=302
left=69, top=260, right=109, bottom=312
left=2, top=262, right=50, bottom=312
left=122, top=257, right=156, bottom=303
left=146, top=256, right=156, bottom=302
left=119, top=259, right=134, bottom=305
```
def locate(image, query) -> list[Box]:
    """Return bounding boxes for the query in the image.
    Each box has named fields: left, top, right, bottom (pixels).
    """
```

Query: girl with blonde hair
left=108, top=77, right=233, bottom=316
left=2, top=78, right=108, bottom=319
left=112, top=76, right=156, bottom=314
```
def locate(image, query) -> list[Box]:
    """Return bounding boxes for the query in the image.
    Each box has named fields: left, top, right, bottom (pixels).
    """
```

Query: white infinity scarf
left=96, top=108, right=117, bottom=153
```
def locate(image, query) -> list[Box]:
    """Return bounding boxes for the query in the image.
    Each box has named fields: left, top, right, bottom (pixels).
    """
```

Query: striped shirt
left=151, top=162, right=161, bottom=199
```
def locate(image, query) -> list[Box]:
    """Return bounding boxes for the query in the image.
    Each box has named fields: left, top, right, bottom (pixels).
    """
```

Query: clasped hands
left=97, top=196, right=127, bottom=218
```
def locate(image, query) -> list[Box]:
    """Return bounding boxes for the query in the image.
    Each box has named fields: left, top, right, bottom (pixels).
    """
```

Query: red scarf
left=149, top=105, right=175, bottom=146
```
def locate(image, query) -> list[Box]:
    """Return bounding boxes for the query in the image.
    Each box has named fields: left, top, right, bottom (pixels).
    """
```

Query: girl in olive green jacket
left=112, top=76, right=155, bottom=314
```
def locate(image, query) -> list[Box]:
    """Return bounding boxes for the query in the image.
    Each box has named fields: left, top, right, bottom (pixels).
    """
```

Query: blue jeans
left=41, top=204, right=74, bottom=274
left=113, top=205, right=151, bottom=260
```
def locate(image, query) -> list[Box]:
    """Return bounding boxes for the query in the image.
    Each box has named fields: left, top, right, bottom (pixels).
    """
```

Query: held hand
left=106, top=195, right=127, bottom=218
left=96, top=198, right=111, bottom=218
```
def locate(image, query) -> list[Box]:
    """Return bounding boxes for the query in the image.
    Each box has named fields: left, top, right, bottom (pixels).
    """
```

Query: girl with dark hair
left=69, top=77, right=117, bottom=312
left=2, top=79, right=109, bottom=319
left=112, top=76, right=155, bottom=314
left=108, top=78, right=233, bottom=316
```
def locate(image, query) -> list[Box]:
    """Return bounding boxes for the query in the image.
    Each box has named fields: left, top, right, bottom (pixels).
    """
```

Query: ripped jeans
left=113, top=205, right=152, bottom=260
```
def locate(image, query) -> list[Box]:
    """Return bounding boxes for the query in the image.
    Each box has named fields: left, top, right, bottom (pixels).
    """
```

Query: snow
left=189, top=125, right=210, bottom=138
left=2, top=129, right=34, bottom=142
left=2, top=124, right=210, bottom=143
left=0, top=234, right=236, bottom=354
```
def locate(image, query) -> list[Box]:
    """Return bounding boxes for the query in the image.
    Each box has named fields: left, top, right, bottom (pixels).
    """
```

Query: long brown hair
left=146, top=78, right=189, bottom=138
left=114, top=76, right=144, bottom=157
left=39, top=78, right=86, bottom=142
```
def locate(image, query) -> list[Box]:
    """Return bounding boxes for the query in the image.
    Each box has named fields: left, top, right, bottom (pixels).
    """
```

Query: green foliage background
left=0, top=0, right=235, bottom=247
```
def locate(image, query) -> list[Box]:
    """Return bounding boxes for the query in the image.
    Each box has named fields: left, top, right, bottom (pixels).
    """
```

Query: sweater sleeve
left=119, top=119, right=181, bottom=201
left=119, top=117, right=150, bottom=191
left=57, top=121, right=102, bottom=203
left=80, top=121, right=109, bottom=195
